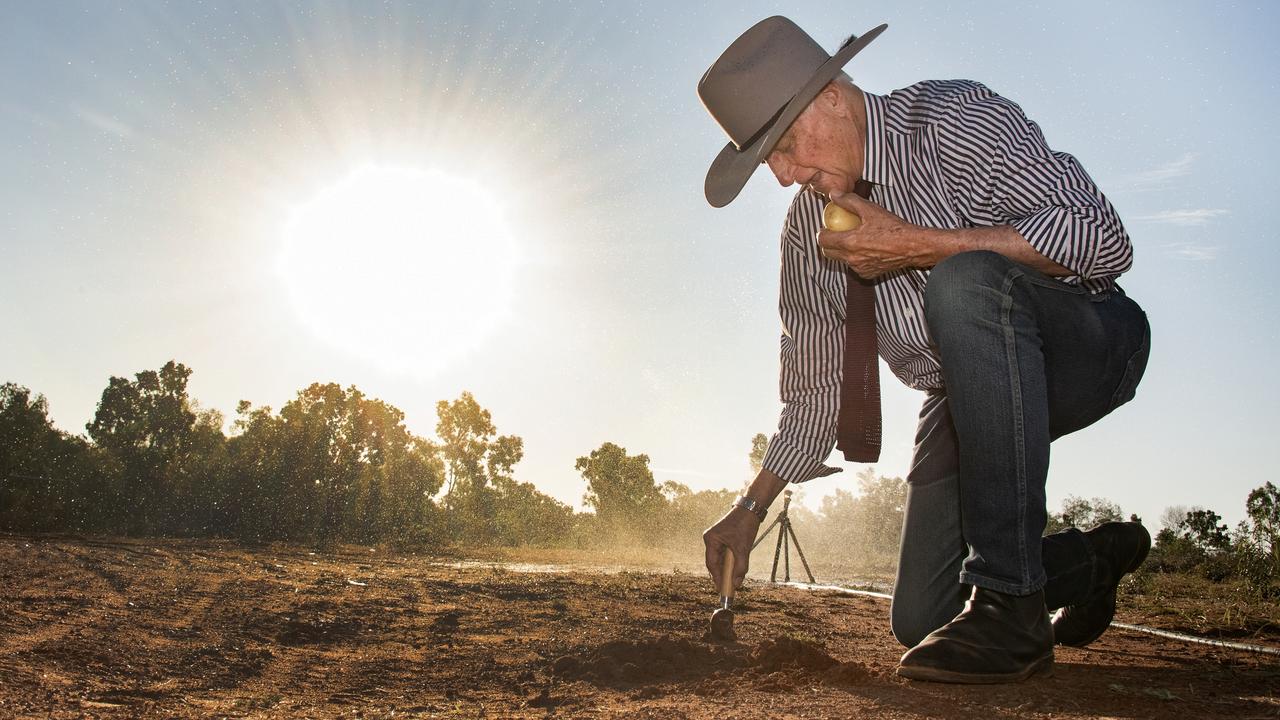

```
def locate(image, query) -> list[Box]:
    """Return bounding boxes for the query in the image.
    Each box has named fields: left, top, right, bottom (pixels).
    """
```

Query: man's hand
left=703, top=506, right=761, bottom=593
left=817, top=191, right=1078, bottom=279
left=816, top=191, right=935, bottom=278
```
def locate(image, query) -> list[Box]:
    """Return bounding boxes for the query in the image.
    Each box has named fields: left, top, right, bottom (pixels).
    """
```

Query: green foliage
left=807, top=468, right=906, bottom=570
left=745, top=468, right=906, bottom=575
left=84, top=361, right=225, bottom=536
left=1, top=363, right=576, bottom=550
left=0, top=383, right=97, bottom=532
left=14, top=358, right=1278, bottom=601
left=435, top=391, right=524, bottom=544
left=1183, top=508, right=1231, bottom=552
left=1236, top=482, right=1280, bottom=595
left=490, top=476, right=575, bottom=547
left=749, top=433, right=768, bottom=475
left=230, top=382, right=448, bottom=544
left=576, top=442, right=666, bottom=538
left=658, top=480, right=738, bottom=549
left=1149, top=507, right=1225, bottom=575
left=1147, top=495, right=1280, bottom=595
left=1244, top=482, right=1279, bottom=556
left=1044, top=495, right=1124, bottom=535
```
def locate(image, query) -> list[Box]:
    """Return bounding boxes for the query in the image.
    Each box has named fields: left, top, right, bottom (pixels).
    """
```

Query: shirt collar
left=861, top=90, right=891, bottom=188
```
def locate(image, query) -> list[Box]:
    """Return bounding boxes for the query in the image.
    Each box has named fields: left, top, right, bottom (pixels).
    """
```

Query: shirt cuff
left=1010, top=207, right=1097, bottom=282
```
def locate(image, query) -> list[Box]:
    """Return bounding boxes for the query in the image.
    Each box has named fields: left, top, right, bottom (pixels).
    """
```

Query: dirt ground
left=1, top=534, right=1277, bottom=719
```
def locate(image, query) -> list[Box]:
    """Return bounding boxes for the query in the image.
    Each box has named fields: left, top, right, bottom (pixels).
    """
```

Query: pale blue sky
left=3, top=1, right=1276, bottom=530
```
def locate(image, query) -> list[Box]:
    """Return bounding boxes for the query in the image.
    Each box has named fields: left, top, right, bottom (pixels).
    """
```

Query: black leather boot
left=897, top=586, right=1054, bottom=684
left=1052, top=521, right=1151, bottom=647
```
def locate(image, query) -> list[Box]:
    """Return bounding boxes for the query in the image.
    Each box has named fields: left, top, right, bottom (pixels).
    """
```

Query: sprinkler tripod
left=751, top=489, right=815, bottom=584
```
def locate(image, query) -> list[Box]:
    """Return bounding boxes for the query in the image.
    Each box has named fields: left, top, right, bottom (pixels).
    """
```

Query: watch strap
left=733, top=495, right=767, bottom=522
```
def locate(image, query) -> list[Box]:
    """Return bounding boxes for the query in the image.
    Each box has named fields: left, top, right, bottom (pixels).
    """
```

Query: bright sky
left=3, top=1, right=1277, bottom=531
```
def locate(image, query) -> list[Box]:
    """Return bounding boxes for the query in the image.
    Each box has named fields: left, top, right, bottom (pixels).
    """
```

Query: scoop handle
left=719, top=548, right=735, bottom=600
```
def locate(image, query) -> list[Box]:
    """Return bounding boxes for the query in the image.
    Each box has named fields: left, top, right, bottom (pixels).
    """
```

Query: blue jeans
left=889, top=250, right=1150, bottom=648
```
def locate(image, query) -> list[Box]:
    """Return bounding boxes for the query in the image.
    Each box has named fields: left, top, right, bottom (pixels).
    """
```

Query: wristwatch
left=733, top=495, right=768, bottom=522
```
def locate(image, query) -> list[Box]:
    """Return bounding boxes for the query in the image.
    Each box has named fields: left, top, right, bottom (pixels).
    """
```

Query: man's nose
left=766, top=154, right=794, bottom=187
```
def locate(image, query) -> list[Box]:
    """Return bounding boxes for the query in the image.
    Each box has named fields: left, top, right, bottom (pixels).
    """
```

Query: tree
left=1160, top=505, right=1189, bottom=533
left=86, top=361, right=215, bottom=535
left=749, top=433, right=769, bottom=475
left=229, top=383, right=445, bottom=544
left=1149, top=505, right=1232, bottom=578
left=227, top=400, right=288, bottom=540
left=174, top=403, right=231, bottom=536
left=0, top=383, right=93, bottom=532
left=1245, top=482, right=1279, bottom=555
left=435, top=392, right=523, bottom=543
left=659, top=480, right=737, bottom=547
left=1044, top=495, right=1124, bottom=535
left=817, top=468, right=906, bottom=564
left=1236, top=482, right=1280, bottom=594
left=576, top=442, right=665, bottom=537
left=490, top=476, right=575, bottom=546
left=1182, top=508, right=1231, bottom=553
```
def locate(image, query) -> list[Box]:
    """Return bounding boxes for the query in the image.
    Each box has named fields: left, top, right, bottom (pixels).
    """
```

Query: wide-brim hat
left=698, top=18, right=887, bottom=207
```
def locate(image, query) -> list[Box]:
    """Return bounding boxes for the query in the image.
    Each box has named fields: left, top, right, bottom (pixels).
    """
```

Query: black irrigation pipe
left=782, top=581, right=1280, bottom=658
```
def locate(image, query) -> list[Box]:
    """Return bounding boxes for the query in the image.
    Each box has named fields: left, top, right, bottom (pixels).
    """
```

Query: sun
left=278, top=164, right=518, bottom=376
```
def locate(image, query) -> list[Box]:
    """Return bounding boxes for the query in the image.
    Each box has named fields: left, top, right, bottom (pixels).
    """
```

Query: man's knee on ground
left=891, top=603, right=951, bottom=649
left=923, top=250, right=1013, bottom=330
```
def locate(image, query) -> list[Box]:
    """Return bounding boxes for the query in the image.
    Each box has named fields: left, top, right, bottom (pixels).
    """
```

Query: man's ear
left=816, top=82, right=848, bottom=118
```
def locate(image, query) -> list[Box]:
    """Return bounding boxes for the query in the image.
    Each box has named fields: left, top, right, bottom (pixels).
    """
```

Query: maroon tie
left=835, top=179, right=881, bottom=463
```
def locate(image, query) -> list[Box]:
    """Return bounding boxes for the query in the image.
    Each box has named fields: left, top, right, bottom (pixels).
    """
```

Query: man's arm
left=816, top=193, right=1074, bottom=279
left=819, top=84, right=1132, bottom=281
left=703, top=467, right=789, bottom=593
left=704, top=190, right=845, bottom=592
left=759, top=190, right=847, bottom=485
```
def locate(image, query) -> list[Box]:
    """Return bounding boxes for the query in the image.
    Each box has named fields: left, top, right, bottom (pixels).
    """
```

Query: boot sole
left=896, top=653, right=1054, bottom=684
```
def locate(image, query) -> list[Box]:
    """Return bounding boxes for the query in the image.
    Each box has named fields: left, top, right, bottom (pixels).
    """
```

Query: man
left=698, top=17, right=1153, bottom=683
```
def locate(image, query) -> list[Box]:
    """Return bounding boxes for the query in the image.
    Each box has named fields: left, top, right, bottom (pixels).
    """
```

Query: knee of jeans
left=890, top=603, right=935, bottom=649
left=923, top=250, right=1011, bottom=329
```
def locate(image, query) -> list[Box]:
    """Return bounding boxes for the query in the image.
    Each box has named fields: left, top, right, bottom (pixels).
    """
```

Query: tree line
left=1039, top=491, right=1280, bottom=597
left=2, top=362, right=1275, bottom=598
left=0, top=361, right=742, bottom=550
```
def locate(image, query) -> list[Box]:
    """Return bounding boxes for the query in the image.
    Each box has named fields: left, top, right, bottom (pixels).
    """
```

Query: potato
left=823, top=202, right=862, bottom=232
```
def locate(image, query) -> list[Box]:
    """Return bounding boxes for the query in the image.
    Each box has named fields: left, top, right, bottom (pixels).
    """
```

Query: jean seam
left=1000, top=268, right=1030, bottom=589
left=1109, top=318, right=1150, bottom=410
left=958, top=570, right=1045, bottom=596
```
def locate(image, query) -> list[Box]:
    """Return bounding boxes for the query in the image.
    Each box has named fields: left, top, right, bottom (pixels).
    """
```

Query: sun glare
left=279, top=165, right=518, bottom=376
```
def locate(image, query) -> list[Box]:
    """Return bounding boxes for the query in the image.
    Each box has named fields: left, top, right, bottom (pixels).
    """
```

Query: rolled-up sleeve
left=760, top=191, right=845, bottom=485
left=937, top=85, right=1133, bottom=283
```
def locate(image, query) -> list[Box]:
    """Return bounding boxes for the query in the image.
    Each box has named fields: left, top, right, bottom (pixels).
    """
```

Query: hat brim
left=704, top=24, right=887, bottom=208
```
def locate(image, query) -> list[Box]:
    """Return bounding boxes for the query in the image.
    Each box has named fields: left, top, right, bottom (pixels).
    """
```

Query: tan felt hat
left=698, top=17, right=887, bottom=207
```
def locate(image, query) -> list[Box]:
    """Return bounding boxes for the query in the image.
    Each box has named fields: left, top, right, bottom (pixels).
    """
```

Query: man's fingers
left=705, top=534, right=729, bottom=590
left=817, top=230, right=853, bottom=265
left=829, top=189, right=869, bottom=213
left=733, top=552, right=749, bottom=588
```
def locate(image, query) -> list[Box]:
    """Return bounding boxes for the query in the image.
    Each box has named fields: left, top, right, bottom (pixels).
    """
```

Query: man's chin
left=810, top=182, right=853, bottom=200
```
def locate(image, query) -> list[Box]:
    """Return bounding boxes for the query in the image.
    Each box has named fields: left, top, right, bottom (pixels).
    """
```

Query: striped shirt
left=760, top=80, right=1133, bottom=485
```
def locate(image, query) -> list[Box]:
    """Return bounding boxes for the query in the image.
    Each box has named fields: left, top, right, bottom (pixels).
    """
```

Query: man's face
left=764, top=88, right=862, bottom=199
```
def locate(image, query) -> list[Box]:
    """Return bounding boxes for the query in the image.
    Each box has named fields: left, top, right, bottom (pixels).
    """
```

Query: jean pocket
left=1018, top=269, right=1087, bottom=295
left=1109, top=312, right=1151, bottom=412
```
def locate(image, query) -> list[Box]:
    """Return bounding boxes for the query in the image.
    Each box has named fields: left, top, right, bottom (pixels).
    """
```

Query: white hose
left=781, top=581, right=1280, bottom=657
left=1108, top=622, right=1280, bottom=657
